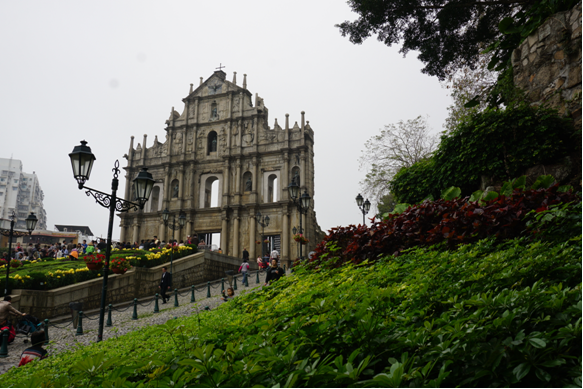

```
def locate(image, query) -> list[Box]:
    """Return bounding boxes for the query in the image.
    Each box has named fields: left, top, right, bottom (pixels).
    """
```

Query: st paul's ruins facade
left=119, top=69, right=322, bottom=263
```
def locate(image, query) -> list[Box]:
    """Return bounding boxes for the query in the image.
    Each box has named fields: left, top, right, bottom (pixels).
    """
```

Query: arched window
left=267, top=174, right=278, bottom=202
left=242, top=171, right=252, bottom=192
left=171, top=179, right=179, bottom=198
left=207, top=131, right=217, bottom=154
left=204, top=176, right=219, bottom=207
left=291, top=166, right=300, bottom=187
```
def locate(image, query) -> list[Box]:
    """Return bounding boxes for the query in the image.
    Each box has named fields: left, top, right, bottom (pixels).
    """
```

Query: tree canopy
left=336, top=0, right=564, bottom=80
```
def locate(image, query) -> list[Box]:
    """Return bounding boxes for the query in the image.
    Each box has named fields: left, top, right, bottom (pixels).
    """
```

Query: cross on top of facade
left=216, top=63, right=225, bottom=71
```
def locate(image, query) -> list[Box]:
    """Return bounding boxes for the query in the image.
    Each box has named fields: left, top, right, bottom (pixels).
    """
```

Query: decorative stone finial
left=199, top=77, right=203, bottom=86
left=189, top=83, right=193, bottom=93
left=285, top=114, right=289, bottom=130
left=243, top=74, right=247, bottom=89
left=233, top=71, right=237, bottom=85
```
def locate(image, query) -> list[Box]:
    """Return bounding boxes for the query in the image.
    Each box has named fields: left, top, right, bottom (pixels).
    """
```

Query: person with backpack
left=239, top=259, right=250, bottom=287
left=0, top=296, right=26, bottom=344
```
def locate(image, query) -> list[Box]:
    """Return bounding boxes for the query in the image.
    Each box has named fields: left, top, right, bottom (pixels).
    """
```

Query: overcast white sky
left=0, top=0, right=451, bottom=239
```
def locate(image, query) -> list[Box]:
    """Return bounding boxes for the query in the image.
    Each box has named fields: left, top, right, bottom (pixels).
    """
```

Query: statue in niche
left=296, top=155, right=300, bottom=165
left=172, top=182, right=179, bottom=198
left=245, top=177, right=252, bottom=192
left=243, top=121, right=254, bottom=146
left=210, top=101, right=218, bottom=121
left=292, top=170, right=300, bottom=186
left=233, top=97, right=240, bottom=112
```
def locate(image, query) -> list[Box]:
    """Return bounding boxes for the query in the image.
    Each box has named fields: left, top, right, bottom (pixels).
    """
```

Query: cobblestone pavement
left=0, top=270, right=279, bottom=376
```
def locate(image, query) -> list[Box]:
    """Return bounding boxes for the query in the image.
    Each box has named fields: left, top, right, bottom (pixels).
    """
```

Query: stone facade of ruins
left=119, top=70, right=322, bottom=264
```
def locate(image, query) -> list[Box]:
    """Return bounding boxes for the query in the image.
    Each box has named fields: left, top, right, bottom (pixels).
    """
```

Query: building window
left=204, top=176, right=219, bottom=208
left=242, top=171, right=252, bottom=192
left=267, top=174, right=278, bottom=202
left=171, top=179, right=179, bottom=198
left=207, top=131, right=218, bottom=154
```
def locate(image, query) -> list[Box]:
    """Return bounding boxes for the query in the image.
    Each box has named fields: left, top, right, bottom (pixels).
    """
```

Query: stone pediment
left=185, top=70, right=250, bottom=101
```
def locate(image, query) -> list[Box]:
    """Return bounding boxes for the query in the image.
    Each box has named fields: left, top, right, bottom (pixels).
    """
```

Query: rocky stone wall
left=513, top=2, right=582, bottom=129
left=11, top=251, right=256, bottom=320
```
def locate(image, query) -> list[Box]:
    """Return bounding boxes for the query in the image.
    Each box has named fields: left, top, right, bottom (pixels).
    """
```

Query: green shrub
left=2, top=235, right=580, bottom=387
left=390, top=105, right=575, bottom=204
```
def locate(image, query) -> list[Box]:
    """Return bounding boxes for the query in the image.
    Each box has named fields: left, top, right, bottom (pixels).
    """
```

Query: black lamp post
left=355, top=194, right=371, bottom=225
left=288, top=179, right=311, bottom=260
left=2, top=211, right=37, bottom=296
left=69, top=140, right=154, bottom=343
left=162, top=209, right=186, bottom=274
left=256, top=212, right=270, bottom=259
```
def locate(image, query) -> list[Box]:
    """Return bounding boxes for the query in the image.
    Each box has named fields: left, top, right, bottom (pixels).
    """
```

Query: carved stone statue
left=172, top=182, right=179, bottom=198
left=186, top=132, right=194, bottom=152
left=245, top=177, right=252, bottom=191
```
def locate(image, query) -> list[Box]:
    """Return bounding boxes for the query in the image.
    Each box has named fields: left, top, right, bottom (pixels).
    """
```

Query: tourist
left=221, top=287, right=235, bottom=302
left=82, top=240, right=88, bottom=254
left=159, top=266, right=172, bottom=304
left=270, top=250, right=280, bottom=261
left=218, top=247, right=223, bottom=254
left=264, top=258, right=284, bottom=286
left=186, top=235, right=192, bottom=245
left=239, top=259, right=249, bottom=287
left=178, top=240, right=185, bottom=247
left=242, top=247, right=249, bottom=262
left=85, top=241, right=95, bottom=254
left=0, top=296, right=26, bottom=343
left=69, top=249, right=79, bottom=261
left=96, top=239, right=105, bottom=253
left=18, top=330, right=48, bottom=367
left=198, top=240, right=206, bottom=249
left=256, top=256, right=264, bottom=270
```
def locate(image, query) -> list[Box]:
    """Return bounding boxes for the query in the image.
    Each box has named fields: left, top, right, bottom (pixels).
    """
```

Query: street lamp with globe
left=69, top=140, right=154, bottom=343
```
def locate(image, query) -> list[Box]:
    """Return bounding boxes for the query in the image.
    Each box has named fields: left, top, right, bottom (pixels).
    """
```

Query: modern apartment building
left=0, top=157, right=47, bottom=231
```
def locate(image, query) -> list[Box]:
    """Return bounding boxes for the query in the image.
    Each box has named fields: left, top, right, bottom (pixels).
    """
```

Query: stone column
left=132, top=223, right=139, bottom=244
left=282, top=211, right=289, bottom=266
left=249, top=213, right=256, bottom=259
left=251, top=157, right=258, bottom=204
left=221, top=216, right=228, bottom=253
left=186, top=220, right=192, bottom=240
left=300, top=151, right=306, bottom=191
left=163, top=167, right=171, bottom=209
left=178, top=166, right=185, bottom=208
left=282, top=152, right=289, bottom=201
left=159, top=222, right=165, bottom=242
left=233, top=216, right=240, bottom=257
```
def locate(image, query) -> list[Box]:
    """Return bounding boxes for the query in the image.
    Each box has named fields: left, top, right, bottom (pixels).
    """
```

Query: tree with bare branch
left=359, top=116, right=438, bottom=207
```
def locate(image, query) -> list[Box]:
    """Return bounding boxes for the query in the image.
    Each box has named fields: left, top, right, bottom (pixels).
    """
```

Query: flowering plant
left=264, top=239, right=269, bottom=243
left=0, top=258, right=7, bottom=266
left=110, top=256, right=131, bottom=272
left=84, top=253, right=105, bottom=265
left=293, top=234, right=309, bottom=244
left=10, top=259, right=21, bottom=267
left=255, top=240, right=261, bottom=245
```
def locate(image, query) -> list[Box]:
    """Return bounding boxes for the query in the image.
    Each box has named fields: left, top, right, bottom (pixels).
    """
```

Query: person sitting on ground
left=221, top=287, right=235, bottom=302
left=18, top=330, right=48, bottom=367
left=264, top=258, right=285, bottom=286
left=0, top=295, right=26, bottom=344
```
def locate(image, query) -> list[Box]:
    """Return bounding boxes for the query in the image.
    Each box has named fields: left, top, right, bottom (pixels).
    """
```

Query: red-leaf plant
left=305, top=185, right=580, bottom=269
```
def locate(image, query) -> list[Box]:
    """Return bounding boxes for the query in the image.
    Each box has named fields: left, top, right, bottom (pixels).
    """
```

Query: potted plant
left=84, top=253, right=105, bottom=271
left=110, top=256, right=131, bottom=275
left=0, top=258, right=7, bottom=267
left=293, top=234, right=309, bottom=245
left=255, top=240, right=261, bottom=245
left=10, top=259, right=21, bottom=268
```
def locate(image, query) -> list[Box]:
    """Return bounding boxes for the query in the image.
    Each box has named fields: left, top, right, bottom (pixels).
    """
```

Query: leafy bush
left=2, top=235, right=580, bottom=387
left=390, top=105, right=575, bottom=204
left=306, top=184, right=580, bottom=269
